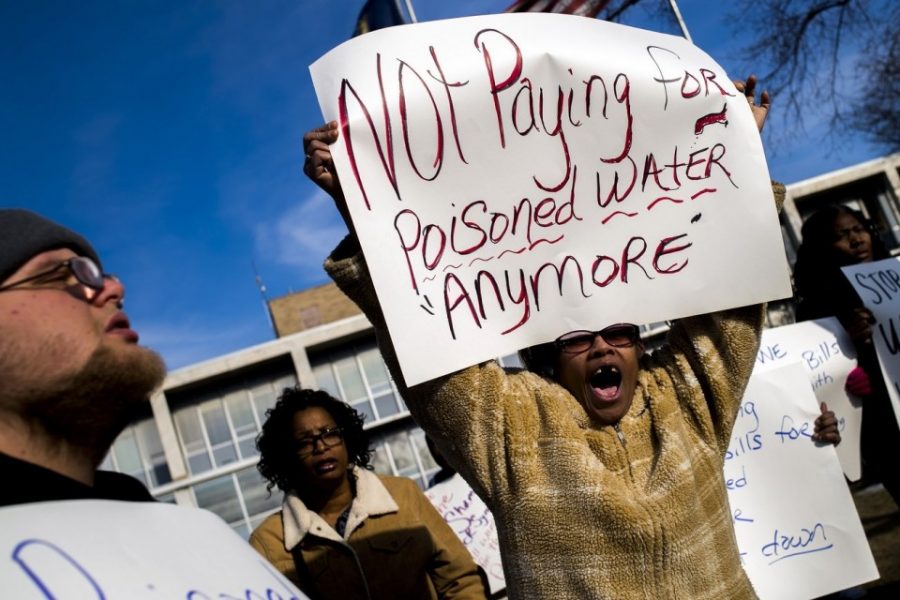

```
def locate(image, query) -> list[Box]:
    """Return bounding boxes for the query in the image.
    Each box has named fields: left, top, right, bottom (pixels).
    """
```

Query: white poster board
left=310, top=13, right=791, bottom=385
left=426, top=474, right=505, bottom=595
left=0, top=501, right=308, bottom=599
left=755, top=318, right=862, bottom=480
left=727, top=364, right=878, bottom=600
left=842, top=257, right=900, bottom=430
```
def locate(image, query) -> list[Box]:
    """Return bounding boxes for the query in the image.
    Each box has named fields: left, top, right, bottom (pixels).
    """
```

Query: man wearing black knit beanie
left=0, top=209, right=166, bottom=505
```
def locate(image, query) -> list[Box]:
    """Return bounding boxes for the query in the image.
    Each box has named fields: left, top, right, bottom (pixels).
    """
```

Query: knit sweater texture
left=325, top=184, right=783, bottom=599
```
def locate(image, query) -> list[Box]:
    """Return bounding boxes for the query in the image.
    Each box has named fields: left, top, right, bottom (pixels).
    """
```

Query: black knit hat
left=0, top=209, right=102, bottom=284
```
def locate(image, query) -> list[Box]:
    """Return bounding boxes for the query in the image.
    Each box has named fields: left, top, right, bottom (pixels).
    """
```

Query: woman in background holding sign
left=248, top=387, right=486, bottom=600
left=793, top=206, right=900, bottom=504
left=304, top=78, right=840, bottom=600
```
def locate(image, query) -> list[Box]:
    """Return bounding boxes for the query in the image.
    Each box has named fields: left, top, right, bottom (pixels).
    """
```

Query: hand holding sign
left=733, top=75, right=771, bottom=131
left=305, top=122, right=351, bottom=232
left=755, top=318, right=863, bottom=480
left=812, top=402, right=841, bottom=445
left=842, top=257, right=900, bottom=431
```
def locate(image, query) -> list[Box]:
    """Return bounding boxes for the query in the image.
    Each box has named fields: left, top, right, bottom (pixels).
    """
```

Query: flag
left=506, top=0, right=692, bottom=40
left=505, top=0, right=612, bottom=18
left=354, top=0, right=407, bottom=36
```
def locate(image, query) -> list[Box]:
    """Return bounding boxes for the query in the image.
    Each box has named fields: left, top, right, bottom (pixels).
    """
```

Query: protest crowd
left=2, top=7, right=898, bottom=600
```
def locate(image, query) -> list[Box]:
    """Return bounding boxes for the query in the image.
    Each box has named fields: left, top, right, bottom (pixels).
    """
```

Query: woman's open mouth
left=589, top=365, right=622, bottom=402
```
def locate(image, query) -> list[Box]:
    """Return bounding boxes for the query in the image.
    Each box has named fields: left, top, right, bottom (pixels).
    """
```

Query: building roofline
left=786, top=153, right=900, bottom=197
left=162, top=313, right=373, bottom=390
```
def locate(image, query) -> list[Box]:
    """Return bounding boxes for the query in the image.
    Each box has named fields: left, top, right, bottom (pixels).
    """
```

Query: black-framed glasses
left=0, top=256, right=112, bottom=301
left=294, top=427, right=344, bottom=458
left=554, top=324, right=640, bottom=354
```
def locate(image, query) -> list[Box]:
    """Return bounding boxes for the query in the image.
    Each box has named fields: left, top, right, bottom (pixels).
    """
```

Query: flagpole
left=667, top=0, right=692, bottom=42
left=399, top=0, right=418, bottom=23
left=251, top=259, right=277, bottom=337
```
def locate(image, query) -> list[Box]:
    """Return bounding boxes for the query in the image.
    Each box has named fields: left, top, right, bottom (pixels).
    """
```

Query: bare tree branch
left=734, top=0, right=899, bottom=152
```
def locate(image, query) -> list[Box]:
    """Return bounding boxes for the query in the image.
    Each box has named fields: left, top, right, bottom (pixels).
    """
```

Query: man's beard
left=24, top=343, right=166, bottom=465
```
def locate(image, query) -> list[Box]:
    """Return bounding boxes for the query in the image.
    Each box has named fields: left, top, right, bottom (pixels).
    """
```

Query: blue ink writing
left=756, top=343, right=786, bottom=365
left=10, top=538, right=301, bottom=600
left=811, top=370, right=834, bottom=390
left=853, top=268, right=900, bottom=305
left=725, top=465, right=748, bottom=490
left=761, top=523, right=833, bottom=564
left=774, top=415, right=811, bottom=442
left=732, top=508, right=754, bottom=524
left=725, top=401, right=762, bottom=460
left=13, top=538, right=106, bottom=599
left=801, top=340, right=841, bottom=370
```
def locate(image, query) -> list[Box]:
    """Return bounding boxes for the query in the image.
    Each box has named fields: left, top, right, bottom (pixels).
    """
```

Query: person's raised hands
left=812, top=402, right=841, bottom=445
left=733, top=75, right=770, bottom=132
left=843, top=308, right=875, bottom=347
left=303, top=121, right=352, bottom=231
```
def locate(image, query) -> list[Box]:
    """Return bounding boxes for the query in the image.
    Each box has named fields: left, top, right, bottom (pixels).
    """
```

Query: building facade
left=102, top=154, right=900, bottom=539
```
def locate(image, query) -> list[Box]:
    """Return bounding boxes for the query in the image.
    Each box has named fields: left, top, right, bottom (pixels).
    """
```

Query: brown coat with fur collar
left=249, top=469, right=485, bottom=600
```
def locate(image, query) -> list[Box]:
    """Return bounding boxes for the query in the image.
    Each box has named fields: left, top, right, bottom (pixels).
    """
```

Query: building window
left=172, top=373, right=295, bottom=476
left=190, top=465, right=282, bottom=539
left=100, top=419, right=171, bottom=490
left=370, top=426, right=439, bottom=489
left=498, top=352, right=523, bottom=369
left=311, top=342, right=405, bottom=426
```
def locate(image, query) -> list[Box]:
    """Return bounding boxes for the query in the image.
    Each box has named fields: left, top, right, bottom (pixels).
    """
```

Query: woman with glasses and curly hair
left=793, top=205, right=899, bottom=504
left=249, top=387, right=486, bottom=600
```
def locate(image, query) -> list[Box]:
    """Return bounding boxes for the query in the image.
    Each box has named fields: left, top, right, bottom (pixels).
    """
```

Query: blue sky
left=1, top=1, right=884, bottom=370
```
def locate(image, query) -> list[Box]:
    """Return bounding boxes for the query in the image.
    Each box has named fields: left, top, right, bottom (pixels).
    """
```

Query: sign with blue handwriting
left=843, top=256, right=900, bottom=431
left=310, top=13, right=791, bottom=385
left=755, top=318, right=862, bottom=481
left=426, top=474, right=505, bottom=595
left=0, top=500, right=308, bottom=600
left=728, top=364, right=878, bottom=600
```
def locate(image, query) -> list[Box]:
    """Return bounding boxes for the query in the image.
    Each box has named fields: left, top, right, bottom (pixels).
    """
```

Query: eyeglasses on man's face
left=294, top=427, right=344, bottom=458
left=0, top=256, right=114, bottom=302
left=554, top=324, right=640, bottom=355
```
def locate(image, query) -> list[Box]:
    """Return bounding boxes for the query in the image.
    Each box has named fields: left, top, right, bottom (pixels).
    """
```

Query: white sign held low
left=728, top=364, right=878, bottom=600
left=426, top=474, right=506, bottom=595
left=0, top=501, right=308, bottom=599
left=311, top=13, right=791, bottom=385
left=755, top=318, right=863, bottom=480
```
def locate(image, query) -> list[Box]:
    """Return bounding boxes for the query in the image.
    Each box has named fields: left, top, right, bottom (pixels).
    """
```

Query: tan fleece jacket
left=325, top=184, right=784, bottom=600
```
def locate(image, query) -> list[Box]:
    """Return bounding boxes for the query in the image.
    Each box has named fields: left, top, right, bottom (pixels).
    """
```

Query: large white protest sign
left=755, top=318, right=862, bottom=481
left=727, top=364, right=878, bottom=600
left=842, top=257, right=900, bottom=430
left=310, top=13, right=791, bottom=385
left=426, top=474, right=505, bottom=595
left=0, top=501, right=308, bottom=599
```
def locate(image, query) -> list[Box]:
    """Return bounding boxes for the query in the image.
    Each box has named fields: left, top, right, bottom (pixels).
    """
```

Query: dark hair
left=792, top=205, right=890, bottom=322
left=518, top=342, right=559, bottom=380
left=793, top=205, right=889, bottom=295
left=256, top=387, right=373, bottom=494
